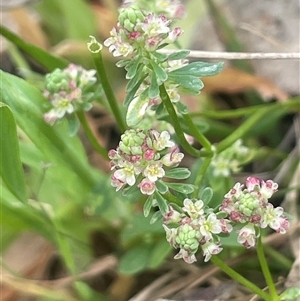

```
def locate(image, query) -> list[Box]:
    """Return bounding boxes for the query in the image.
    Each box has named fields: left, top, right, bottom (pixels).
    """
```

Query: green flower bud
left=118, top=6, right=145, bottom=32
left=45, top=69, right=69, bottom=93
left=119, top=129, right=146, bottom=155
left=238, top=194, right=260, bottom=216
left=175, top=224, right=199, bottom=253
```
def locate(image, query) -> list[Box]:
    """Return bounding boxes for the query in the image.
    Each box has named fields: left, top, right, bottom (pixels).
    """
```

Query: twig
left=159, top=49, right=300, bottom=60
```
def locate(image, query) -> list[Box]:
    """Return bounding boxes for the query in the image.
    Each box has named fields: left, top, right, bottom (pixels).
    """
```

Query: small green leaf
left=151, top=52, right=168, bottom=62
left=119, top=245, right=151, bottom=274
left=166, top=183, right=195, bottom=194
left=148, top=71, right=159, bottom=99
left=67, top=114, right=80, bottom=137
left=199, top=187, right=213, bottom=205
left=124, top=77, right=145, bottom=107
left=143, top=195, right=154, bottom=217
left=126, top=59, right=141, bottom=79
left=150, top=210, right=162, bottom=224
left=156, top=180, right=169, bottom=194
left=150, top=60, right=168, bottom=83
left=168, top=74, right=203, bottom=94
left=126, top=90, right=149, bottom=127
left=154, top=191, right=169, bottom=215
left=167, top=50, right=190, bottom=61
left=126, top=66, right=144, bottom=92
left=175, top=101, right=189, bottom=114
left=279, top=287, right=300, bottom=301
left=165, top=168, right=191, bottom=180
left=169, top=61, right=224, bottom=77
left=0, top=104, right=27, bottom=202
left=116, top=59, right=130, bottom=68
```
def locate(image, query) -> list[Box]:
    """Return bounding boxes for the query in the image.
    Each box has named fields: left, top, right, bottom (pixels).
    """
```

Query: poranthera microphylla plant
left=42, top=1, right=298, bottom=300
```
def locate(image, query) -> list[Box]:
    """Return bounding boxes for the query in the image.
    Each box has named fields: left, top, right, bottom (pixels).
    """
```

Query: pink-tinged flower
left=220, top=218, right=233, bottom=234
left=224, top=182, right=243, bottom=200
left=108, top=149, right=118, bottom=160
left=166, top=27, right=183, bottom=43
left=174, top=248, right=197, bottom=264
left=163, top=206, right=182, bottom=224
left=113, top=161, right=140, bottom=186
left=141, top=13, right=171, bottom=37
left=199, top=213, right=222, bottom=240
left=44, top=110, right=58, bottom=125
left=245, top=176, right=261, bottom=192
left=143, top=162, right=165, bottom=182
left=163, top=224, right=177, bottom=246
left=219, top=198, right=235, bottom=216
left=161, top=147, right=184, bottom=167
left=182, top=198, right=204, bottom=219
left=152, top=130, right=175, bottom=150
left=260, top=179, right=278, bottom=199
left=201, top=240, right=223, bottom=262
left=143, top=148, right=155, bottom=161
left=237, top=223, right=257, bottom=248
left=260, top=203, right=290, bottom=233
left=138, top=178, right=156, bottom=195
left=111, top=174, right=126, bottom=191
left=145, top=36, right=163, bottom=52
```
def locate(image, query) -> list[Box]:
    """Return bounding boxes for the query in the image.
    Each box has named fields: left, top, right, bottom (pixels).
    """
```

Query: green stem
left=76, top=111, right=109, bottom=160
left=193, top=156, right=213, bottom=198
left=91, top=51, right=127, bottom=132
left=216, top=107, right=268, bottom=154
left=257, top=236, right=279, bottom=300
left=191, top=98, right=300, bottom=119
left=159, top=84, right=210, bottom=158
left=211, top=256, right=271, bottom=301
left=182, top=113, right=211, bottom=151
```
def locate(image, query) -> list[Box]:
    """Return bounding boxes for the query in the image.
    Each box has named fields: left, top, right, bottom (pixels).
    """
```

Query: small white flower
left=201, top=240, right=223, bottom=262
left=199, top=213, right=222, bottom=240
left=143, top=162, right=165, bottom=182
left=237, top=223, right=257, bottom=248
left=260, top=203, right=289, bottom=233
left=152, top=130, right=174, bottom=150
left=182, top=198, right=204, bottom=219
left=114, top=161, right=140, bottom=186
left=174, top=248, right=197, bottom=264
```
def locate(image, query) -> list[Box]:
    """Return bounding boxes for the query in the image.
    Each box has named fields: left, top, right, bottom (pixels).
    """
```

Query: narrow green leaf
left=167, top=50, right=190, bottom=61
left=156, top=180, right=169, bottom=194
left=151, top=51, right=168, bottom=61
left=0, top=104, right=27, bottom=202
left=150, top=210, right=162, bottom=224
left=148, top=71, right=159, bottom=99
left=165, top=168, right=191, bottom=180
left=126, top=60, right=141, bottom=79
left=143, top=195, right=153, bottom=217
left=0, top=25, right=68, bottom=71
left=150, top=60, right=168, bottom=83
left=199, top=187, right=213, bottom=205
left=154, top=191, right=169, bottom=215
left=166, top=183, right=195, bottom=194
left=169, top=61, right=224, bottom=77
left=67, top=114, right=80, bottom=137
